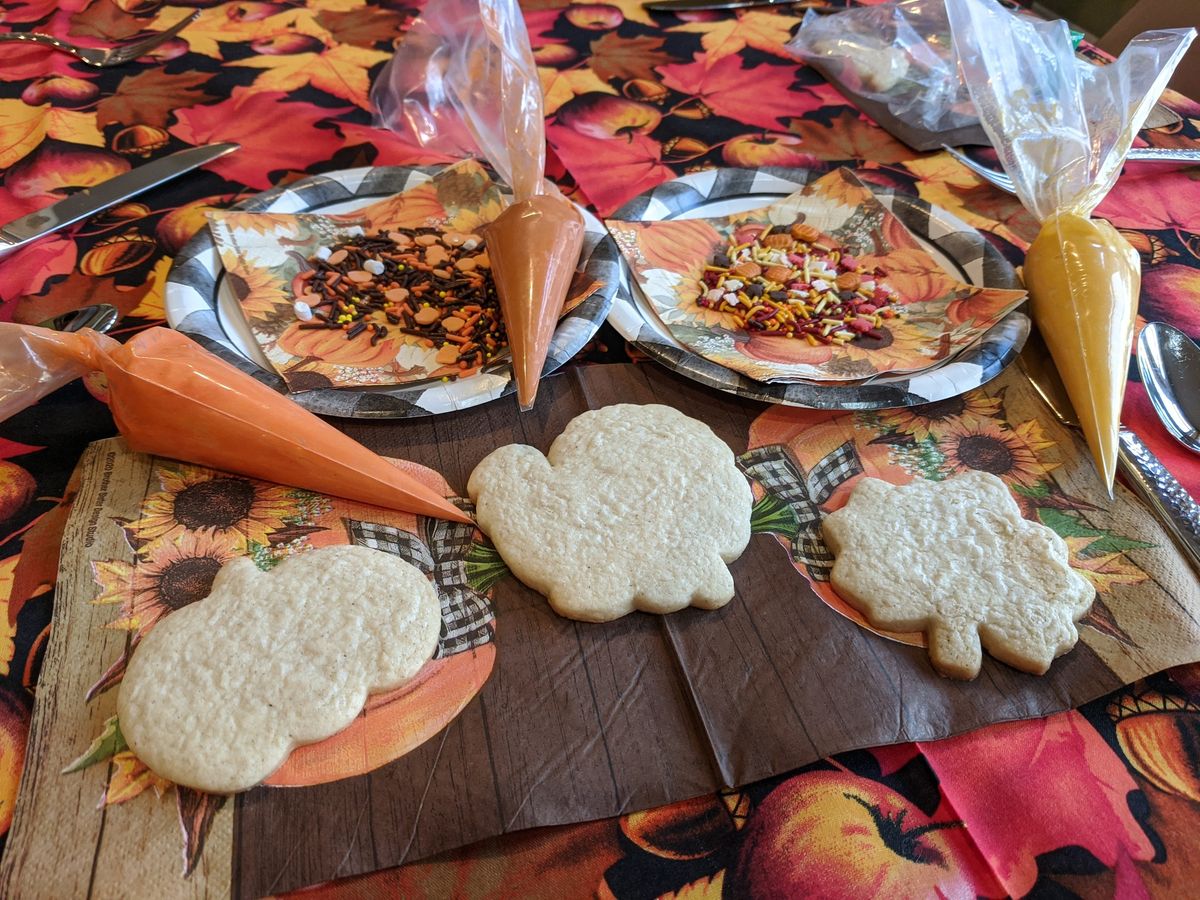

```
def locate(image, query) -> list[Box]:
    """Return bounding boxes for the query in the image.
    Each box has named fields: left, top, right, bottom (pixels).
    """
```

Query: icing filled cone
left=486, top=194, right=584, bottom=411
left=1023, top=213, right=1140, bottom=495
left=6, top=325, right=469, bottom=523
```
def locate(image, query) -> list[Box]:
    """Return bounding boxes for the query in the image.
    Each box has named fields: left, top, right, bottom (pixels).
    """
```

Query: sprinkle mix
left=696, top=222, right=898, bottom=346
left=294, top=227, right=505, bottom=374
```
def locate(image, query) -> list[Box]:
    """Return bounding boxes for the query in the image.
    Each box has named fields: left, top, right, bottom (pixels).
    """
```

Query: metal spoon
left=1138, top=322, right=1200, bottom=455
left=38, top=304, right=119, bottom=334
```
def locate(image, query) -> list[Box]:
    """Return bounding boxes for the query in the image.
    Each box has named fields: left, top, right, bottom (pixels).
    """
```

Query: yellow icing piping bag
left=947, top=0, right=1194, bottom=494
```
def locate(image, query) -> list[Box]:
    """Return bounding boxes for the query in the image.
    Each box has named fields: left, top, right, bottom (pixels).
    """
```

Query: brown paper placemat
left=3, top=362, right=1197, bottom=898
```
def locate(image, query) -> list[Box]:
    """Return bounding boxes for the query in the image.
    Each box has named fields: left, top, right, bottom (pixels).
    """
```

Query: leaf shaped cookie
left=822, top=471, right=1095, bottom=679
left=467, top=404, right=752, bottom=623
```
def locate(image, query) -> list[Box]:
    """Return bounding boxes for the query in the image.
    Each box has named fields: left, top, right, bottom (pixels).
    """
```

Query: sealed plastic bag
left=787, top=0, right=977, bottom=135
left=945, top=0, right=1194, bottom=494
left=787, top=1, right=1092, bottom=149
left=372, top=0, right=584, bottom=411
left=0, top=324, right=470, bottom=523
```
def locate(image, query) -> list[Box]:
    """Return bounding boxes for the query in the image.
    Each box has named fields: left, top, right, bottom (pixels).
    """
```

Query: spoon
left=1138, top=322, right=1200, bottom=455
left=37, top=304, right=119, bottom=335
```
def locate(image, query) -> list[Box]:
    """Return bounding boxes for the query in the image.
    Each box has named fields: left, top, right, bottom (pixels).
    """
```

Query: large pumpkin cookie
left=467, top=404, right=752, bottom=623
left=821, top=471, right=1095, bottom=680
left=118, top=545, right=440, bottom=793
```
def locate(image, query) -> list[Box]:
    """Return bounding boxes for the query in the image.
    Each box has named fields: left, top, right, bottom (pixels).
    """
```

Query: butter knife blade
left=1021, top=331, right=1200, bottom=575
left=0, top=142, right=239, bottom=254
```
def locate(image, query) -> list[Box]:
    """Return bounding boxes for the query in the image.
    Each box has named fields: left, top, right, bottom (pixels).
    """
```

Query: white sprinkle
left=861, top=280, right=876, bottom=291
left=463, top=238, right=479, bottom=251
left=293, top=300, right=313, bottom=321
left=705, top=287, right=724, bottom=302
left=314, top=246, right=332, bottom=261
left=811, top=279, right=830, bottom=292
left=363, top=259, right=385, bottom=275
left=723, top=278, right=743, bottom=291
left=723, top=292, right=740, bottom=305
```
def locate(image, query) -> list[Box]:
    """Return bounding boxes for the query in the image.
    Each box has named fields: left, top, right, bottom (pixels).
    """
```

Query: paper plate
left=607, top=167, right=1029, bottom=410
left=165, top=165, right=619, bottom=418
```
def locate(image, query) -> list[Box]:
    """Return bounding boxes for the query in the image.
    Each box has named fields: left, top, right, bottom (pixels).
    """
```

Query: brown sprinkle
left=298, top=226, right=510, bottom=377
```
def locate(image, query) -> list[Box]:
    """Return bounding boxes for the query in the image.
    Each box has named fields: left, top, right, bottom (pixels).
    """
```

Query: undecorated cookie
left=821, top=471, right=1095, bottom=680
left=118, top=545, right=440, bottom=793
left=467, top=403, right=752, bottom=623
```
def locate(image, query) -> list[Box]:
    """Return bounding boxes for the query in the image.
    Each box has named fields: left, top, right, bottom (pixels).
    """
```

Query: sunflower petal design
left=125, top=461, right=300, bottom=550
left=876, top=393, right=1004, bottom=443
left=97, top=531, right=240, bottom=636
left=938, top=417, right=1059, bottom=488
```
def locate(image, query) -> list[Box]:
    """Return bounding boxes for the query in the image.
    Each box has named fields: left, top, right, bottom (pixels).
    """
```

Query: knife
left=1020, top=330, right=1200, bottom=576
left=0, top=142, right=239, bottom=255
left=643, top=0, right=836, bottom=12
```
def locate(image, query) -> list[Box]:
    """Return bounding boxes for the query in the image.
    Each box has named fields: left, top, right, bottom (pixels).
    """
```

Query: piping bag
left=371, top=0, right=584, bottom=411
left=946, top=0, right=1194, bottom=495
left=0, top=324, right=470, bottom=524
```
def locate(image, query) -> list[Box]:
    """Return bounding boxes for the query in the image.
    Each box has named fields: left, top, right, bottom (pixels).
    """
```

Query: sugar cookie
left=822, top=471, right=1095, bottom=679
left=467, top=404, right=752, bottom=623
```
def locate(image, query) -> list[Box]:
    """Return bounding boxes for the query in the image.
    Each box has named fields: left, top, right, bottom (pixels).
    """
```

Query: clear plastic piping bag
left=946, top=0, right=1194, bottom=493
left=372, top=0, right=585, bottom=411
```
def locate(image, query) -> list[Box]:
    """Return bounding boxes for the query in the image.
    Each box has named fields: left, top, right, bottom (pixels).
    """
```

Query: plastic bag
left=370, top=0, right=585, bottom=411
left=0, top=323, right=470, bottom=523
left=371, top=0, right=545, bottom=202
left=787, top=0, right=977, bottom=134
left=945, top=0, right=1194, bottom=493
left=0, top=324, right=103, bottom=422
left=946, top=0, right=1193, bottom=221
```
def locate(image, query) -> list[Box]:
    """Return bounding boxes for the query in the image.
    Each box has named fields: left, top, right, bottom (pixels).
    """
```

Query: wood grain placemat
left=2, top=362, right=1197, bottom=898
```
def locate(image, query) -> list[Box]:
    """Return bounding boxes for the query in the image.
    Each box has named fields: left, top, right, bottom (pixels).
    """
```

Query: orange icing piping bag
left=0, top=324, right=470, bottom=523
left=380, top=0, right=584, bottom=411
left=476, top=0, right=582, bottom=412
left=485, top=196, right=585, bottom=411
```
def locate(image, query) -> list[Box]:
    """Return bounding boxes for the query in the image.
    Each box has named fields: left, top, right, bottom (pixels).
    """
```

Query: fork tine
left=941, top=144, right=1016, bottom=194
left=107, top=9, right=199, bottom=64
left=946, top=147, right=1016, bottom=192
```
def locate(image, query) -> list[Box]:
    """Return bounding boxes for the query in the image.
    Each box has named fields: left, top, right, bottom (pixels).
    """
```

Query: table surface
left=1, top=1, right=1198, bottom=897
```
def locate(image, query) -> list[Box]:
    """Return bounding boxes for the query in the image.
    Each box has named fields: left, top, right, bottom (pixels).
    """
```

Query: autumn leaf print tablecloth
left=3, top=362, right=1197, bottom=898
left=2, top=0, right=1200, bottom=897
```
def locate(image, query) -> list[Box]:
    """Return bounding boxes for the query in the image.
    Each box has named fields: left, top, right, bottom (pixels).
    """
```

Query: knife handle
left=1118, top=428, right=1200, bottom=576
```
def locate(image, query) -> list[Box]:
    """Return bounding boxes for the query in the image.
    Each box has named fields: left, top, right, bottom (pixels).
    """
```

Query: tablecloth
left=0, top=0, right=1198, bottom=897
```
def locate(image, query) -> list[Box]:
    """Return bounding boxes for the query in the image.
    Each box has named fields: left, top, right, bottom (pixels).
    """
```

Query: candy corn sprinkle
left=696, top=222, right=899, bottom=346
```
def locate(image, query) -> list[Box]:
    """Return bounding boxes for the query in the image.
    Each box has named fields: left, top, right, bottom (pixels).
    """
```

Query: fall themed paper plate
left=606, top=168, right=1027, bottom=385
left=205, top=161, right=601, bottom=393
left=165, top=164, right=619, bottom=418
left=606, top=168, right=1030, bottom=410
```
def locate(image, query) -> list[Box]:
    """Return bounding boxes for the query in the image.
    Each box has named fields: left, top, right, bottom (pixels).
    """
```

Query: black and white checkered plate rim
left=606, top=167, right=1029, bottom=411
left=164, top=165, right=619, bottom=419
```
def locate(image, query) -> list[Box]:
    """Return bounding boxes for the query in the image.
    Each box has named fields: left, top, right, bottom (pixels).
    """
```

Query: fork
left=943, top=144, right=1200, bottom=195
left=0, top=10, right=198, bottom=67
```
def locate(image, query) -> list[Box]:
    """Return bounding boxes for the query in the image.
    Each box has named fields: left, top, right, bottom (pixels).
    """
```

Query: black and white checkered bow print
left=737, top=441, right=863, bottom=581
left=346, top=501, right=494, bottom=658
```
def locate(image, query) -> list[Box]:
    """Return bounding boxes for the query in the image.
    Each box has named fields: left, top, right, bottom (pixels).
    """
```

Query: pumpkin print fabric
left=1, top=0, right=1200, bottom=896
